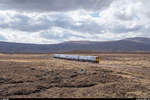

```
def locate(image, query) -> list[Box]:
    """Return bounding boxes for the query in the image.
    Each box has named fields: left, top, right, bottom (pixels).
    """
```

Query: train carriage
left=53, top=54, right=100, bottom=63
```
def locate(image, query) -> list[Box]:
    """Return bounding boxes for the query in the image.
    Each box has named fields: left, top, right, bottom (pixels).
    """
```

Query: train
left=53, top=54, right=100, bottom=63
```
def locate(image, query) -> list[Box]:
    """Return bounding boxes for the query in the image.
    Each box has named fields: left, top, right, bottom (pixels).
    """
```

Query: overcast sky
left=0, top=0, right=150, bottom=44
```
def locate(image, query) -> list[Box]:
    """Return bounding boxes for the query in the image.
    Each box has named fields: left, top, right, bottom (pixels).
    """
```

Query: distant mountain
left=0, top=37, right=150, bottom=53
left=124, top=37, right=150, bottom=44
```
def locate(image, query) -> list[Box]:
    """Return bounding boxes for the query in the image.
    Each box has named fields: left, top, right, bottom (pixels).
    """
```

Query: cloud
left=0, top=28, right=58, bottom=44
left=0, top=34, right=6, bottom=41
left=0, top=0, right=114, bottom=12
left=0, top=11, right=105, bottom=34
left=111, top=24, right=143, bottom=34
left=0, top=0, right=150, bottom=44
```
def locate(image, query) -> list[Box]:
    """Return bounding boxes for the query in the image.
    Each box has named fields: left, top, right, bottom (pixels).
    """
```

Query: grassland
left=0, top=53, right=150, bottom=98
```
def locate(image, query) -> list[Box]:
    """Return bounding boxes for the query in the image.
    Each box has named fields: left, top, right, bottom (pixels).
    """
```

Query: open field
left=0, top=53, right=150, bottom=98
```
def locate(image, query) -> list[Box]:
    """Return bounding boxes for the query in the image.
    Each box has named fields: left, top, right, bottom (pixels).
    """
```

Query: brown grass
left=0, top=53, right=150, bottom=98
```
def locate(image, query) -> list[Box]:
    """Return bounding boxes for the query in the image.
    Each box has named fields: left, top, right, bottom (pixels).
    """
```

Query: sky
left=0, top=0, right=150, bottom=44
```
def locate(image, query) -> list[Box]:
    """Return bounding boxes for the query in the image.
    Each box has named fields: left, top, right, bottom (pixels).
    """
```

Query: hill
left=0, top=37, right=150, bottom=53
